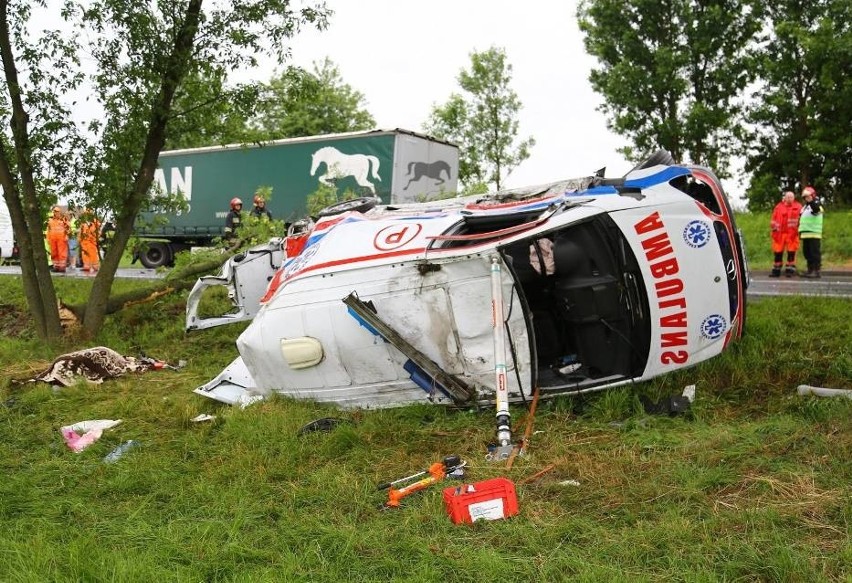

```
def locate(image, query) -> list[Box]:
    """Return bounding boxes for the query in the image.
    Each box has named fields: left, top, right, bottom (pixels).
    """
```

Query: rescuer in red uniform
left=769, top=191, right=801, bottom=277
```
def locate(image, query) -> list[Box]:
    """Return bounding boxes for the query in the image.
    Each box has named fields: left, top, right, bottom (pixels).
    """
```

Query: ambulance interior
left=500, top=217, right=652, bottom=391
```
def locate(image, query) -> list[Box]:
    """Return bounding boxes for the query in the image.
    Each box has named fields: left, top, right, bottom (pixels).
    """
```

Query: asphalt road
left=1, top=265, right=851, bottom=297
left=0, top=265, right=164, bottom=279
left=748, top=270, right=852, bottom=298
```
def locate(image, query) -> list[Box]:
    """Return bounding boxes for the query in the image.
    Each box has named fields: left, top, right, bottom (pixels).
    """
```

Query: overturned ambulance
left=190, top=151, right=748, bottom=410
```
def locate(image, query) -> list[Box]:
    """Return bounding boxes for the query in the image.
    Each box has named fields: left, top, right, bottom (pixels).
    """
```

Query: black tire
left=631, top=149, right=676, bottom=172
left=139, top=241, right=171, bottom=269
left=317, top=196, right=377, bottom=218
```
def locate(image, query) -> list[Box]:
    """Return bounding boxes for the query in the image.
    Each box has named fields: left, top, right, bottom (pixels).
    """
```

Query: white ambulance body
left=192, top=152, right=748, bottom=408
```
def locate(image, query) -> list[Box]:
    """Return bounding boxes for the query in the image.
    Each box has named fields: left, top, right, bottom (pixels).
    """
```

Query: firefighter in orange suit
left=769, top=191, right=801, bottom=277
left=46, top=206, right=70, bottom=272
left=78, top=209, right=101, bottom=273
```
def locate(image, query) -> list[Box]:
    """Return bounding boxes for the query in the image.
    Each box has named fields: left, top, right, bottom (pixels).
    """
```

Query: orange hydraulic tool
left=378, top=455, right=466, bottom=508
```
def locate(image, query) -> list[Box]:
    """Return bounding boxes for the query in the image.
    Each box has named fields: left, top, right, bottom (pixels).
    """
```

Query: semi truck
left=135, top=128, right=459, bottom=268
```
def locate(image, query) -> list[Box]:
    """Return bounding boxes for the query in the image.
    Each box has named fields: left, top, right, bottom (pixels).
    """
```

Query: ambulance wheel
left=317, top=197, right=377, bottom=218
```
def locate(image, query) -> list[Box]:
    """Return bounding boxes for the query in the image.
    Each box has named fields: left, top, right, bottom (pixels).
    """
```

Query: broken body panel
left=192, top=155, right=748, bottom=408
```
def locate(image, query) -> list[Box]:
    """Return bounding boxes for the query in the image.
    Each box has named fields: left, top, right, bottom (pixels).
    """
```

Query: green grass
left=0, top=277, right=850, bottom=582
left=736, top=208, right=852, bottom=271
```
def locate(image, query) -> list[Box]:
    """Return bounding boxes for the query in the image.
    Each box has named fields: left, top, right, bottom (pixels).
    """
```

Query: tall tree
left=166, top=58, right=374, bottom=150
left=425, top=47, right=534, bottom=192
left=251, top=58, right=374, bottom=139
left=164, top=71, right=265, bottom=150
left=577, top=0, right=761, bottom=173
left=743, top=0, right=851, bottom=208
left=0, top=0, right=329, bottom=339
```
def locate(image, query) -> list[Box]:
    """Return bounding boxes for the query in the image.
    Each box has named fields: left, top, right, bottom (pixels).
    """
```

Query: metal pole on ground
left=489, top=255, right=513, bottom=461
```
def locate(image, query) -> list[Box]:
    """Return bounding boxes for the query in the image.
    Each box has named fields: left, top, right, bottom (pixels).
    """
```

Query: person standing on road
left=769, top=191, right=802, bottom=277
left=799, top=186, right=824, bottom=279
left=66, top=209, right=80, bottom=271
left=223, top=197, right=243, bottom=242
left=250, top=195, right=272, bottom=220
left=78, top=209, right=101, bottom=274
left=46, top=206, right=70, bottom=272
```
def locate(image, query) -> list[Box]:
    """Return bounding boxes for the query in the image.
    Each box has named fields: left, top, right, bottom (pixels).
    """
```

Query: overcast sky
left=37, top=0, right=744, bottom=203
left=259, top=0, right=633, bottom=188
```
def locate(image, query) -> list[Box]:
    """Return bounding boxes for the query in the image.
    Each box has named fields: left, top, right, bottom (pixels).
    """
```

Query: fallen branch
left=65, top=250, right=238, bottom=320
left=520, top=464, right=556, bottom=485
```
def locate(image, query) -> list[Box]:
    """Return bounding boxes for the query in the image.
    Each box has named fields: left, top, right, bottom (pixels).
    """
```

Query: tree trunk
left=81, top=0, right=204, bottom=337
left=0, top=2, right=62, bottom=340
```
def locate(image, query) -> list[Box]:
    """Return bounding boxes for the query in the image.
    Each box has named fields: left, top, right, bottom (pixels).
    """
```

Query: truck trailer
left=135, top=128, right=459, bottom=268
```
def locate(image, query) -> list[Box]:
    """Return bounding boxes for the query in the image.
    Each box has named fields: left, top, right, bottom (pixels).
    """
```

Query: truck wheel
left=139, top=242, right=171, bottom=269
left=317, top=197, right=377, bottom=218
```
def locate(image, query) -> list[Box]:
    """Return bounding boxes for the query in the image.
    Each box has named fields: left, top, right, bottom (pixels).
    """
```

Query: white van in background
left=0, top=196, right=18, bottom=264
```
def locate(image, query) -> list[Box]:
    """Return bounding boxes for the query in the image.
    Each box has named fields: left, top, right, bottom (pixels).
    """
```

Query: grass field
left=0, top=242, right=850, bottom=581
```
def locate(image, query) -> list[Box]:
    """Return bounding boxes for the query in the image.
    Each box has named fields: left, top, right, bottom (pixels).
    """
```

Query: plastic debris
left=140, top=355, right=187, bottom=371
left=640, top=394, right=691, bottom=416
left=297, top=417, right=349, bottom=435
left=190, top=414, right=216, bottom=423
left=558, top=362, right=582, bottom=375
left=797, top=385, right=852, bottom=399
left=238, top=393, right=264, bottom=409
left=559, top=479, right=581, bottom=487
left=682, top=384, right=696, bottom=403
left=103, top=440, right=141, bottom=463
left=61, top=427, right=103, bottom=452
left=63, top=419, right=122, bottom=433
left=59, top=419, right=122, bottom=452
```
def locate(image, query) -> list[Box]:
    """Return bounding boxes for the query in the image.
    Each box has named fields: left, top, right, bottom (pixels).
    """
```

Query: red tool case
left=442, top=477, right=518, bottom=524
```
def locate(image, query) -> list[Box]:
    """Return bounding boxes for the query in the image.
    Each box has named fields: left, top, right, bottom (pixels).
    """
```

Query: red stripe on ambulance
left=634, top=212, right=689, bottom=364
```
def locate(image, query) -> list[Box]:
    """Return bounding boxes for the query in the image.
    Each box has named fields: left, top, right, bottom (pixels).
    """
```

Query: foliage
left=0, top=275, right=849, bottom=580
left=165, top=58, right=375, bottom=150
left=163, top=72, right=266, bottom=150
left=0, top=0, right=329, bottom=339
left=0, top=0, right=88, bottom=340
left=577, top=0, right=761, bottom=174
left=250, top=58, right=375, bottom=140
left=425, top=47, right=534, bottom=192
left=743, top=0, right=852, bottom=209
left=305, top=184, right=359, bottom=217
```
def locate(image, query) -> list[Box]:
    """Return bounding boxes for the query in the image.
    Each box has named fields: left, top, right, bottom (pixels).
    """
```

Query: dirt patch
left=0, top=304, right=31, bottom=337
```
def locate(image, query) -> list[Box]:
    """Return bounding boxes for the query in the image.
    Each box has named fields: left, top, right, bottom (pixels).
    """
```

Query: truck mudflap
left=186, top=239, right=284, bottom=331
left=193, top=356, right=266, bottom=407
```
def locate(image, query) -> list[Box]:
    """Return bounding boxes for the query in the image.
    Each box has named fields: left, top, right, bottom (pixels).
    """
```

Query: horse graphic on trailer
left=310, top=146, right=381, bottom=194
